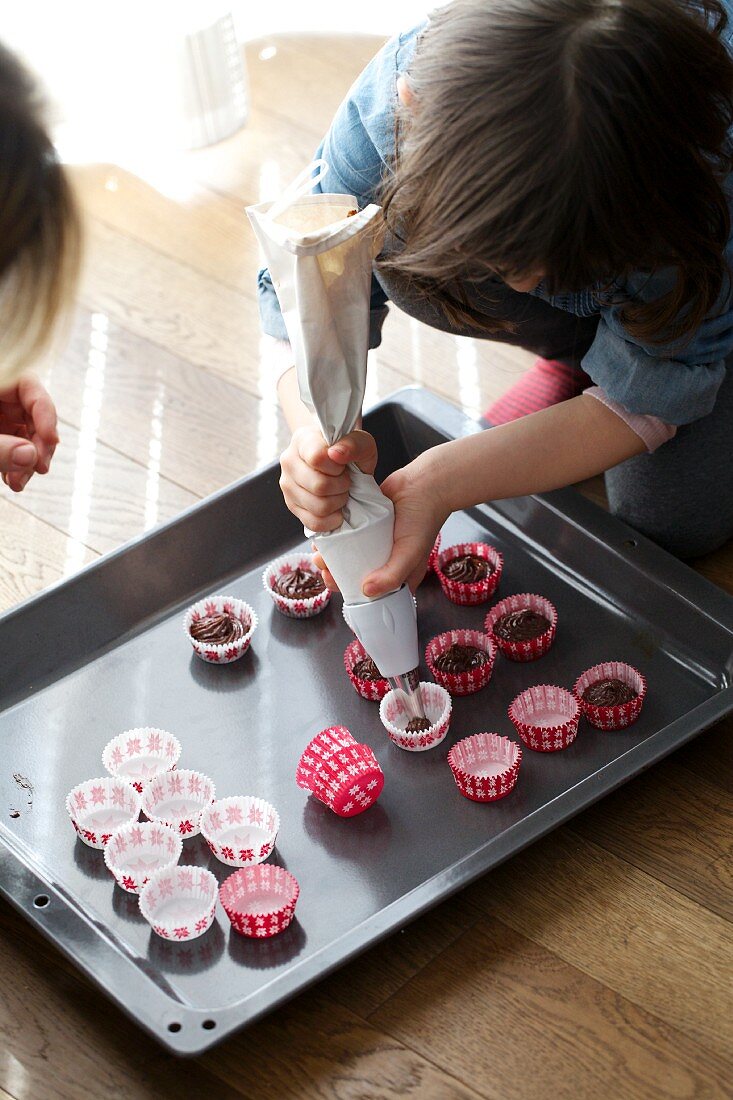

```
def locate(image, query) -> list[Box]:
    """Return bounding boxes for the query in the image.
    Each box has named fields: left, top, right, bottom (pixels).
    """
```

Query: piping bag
left=248, top=162, right=426, bottom=722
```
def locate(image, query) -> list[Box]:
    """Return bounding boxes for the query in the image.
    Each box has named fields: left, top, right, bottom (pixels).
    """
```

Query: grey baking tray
left=1, top=387, right=732, bottom=1056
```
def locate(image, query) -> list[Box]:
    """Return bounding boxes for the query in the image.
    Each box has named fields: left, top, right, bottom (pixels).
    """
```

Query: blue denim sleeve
left=582, top=267, right=732, bottom=425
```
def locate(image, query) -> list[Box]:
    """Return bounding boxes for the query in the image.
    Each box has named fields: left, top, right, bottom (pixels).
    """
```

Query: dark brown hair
left=0, top=41, right=81, bottom=386
left=379, top=0, right=733, bottom=344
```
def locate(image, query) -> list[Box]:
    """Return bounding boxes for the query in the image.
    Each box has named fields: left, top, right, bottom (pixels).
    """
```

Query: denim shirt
left=258, top=15, right=733, bottom=426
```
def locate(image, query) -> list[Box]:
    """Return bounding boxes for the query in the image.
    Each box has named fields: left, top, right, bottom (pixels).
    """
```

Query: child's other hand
left=0, top=373, right=59, bottom=492
left=279, top=427, right=378, bottom=532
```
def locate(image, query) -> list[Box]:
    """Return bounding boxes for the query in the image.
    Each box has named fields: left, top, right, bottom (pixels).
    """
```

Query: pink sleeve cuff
left=584, top=386, right=677, bottom=453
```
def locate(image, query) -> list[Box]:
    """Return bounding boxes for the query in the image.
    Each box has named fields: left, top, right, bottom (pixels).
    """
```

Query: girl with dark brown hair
left=265, top=0, right=733, bottom=591
left=0, top=42, right=81, bottom=493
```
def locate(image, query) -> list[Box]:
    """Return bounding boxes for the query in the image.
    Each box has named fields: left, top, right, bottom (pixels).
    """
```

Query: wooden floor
left=1, top=33, right=731, bottom=1100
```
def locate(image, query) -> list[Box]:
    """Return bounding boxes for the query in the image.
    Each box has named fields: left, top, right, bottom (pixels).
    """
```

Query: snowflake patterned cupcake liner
left=344, top=639, right=390, bottom=701
left=139, top=864, right=218, bottom=940
left=435, top=541, right=503, bottom=606
left=102, top=727, right=181, bottom=793
left=448, top=733, right=522, bottom=802
left=508, top=684, right=580, bottom=752
left=184, top=595, right=257, bottom=664
left=295, top=725, right=358, bottom=790
left=103, top=820, right=182, bottom=893
left=308, top=744, right=385, bottom=816
left=262, top=553, right=331, bottom=619
left=201, top=796, right=280, bottom=868
left=427, top=532, right=442, bottom=574
left=65, top=776, right=142, bottom=849
left=141, top=768, right=216, bottom=837
left=219, top=864, right=300, bottom=938
left=484, top=593, right=558, bottom=662
left=379, top=681, right=452, bottom=752
left=573, top=661, right=647, bottom=729
left=425, top=628, right=497, bottom=696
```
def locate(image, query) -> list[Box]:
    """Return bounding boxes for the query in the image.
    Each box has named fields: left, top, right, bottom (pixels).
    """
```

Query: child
left=262, top=0, right=733, bottom=597
left=0, top=42, right=80, bottom=493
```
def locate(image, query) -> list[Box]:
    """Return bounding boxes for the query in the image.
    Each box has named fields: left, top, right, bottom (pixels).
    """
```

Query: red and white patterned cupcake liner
left=573, top=661, right=647, bottom=729
left=343, top=639, right=390, bottom=701
left=485, top=593, right=558, bottom=661
left=308, top=744, right=385, bottom=816
left=295, top=726, right=358, bottom=790
left=103, top=820, right=182, bottom=893
left=435, top=541, right=503, bottom=606
left=65, top=777, right=142, bottom=849
left=425, top=629, right=497, bottom=696
left=427, top=533, right=442, bottom=574
left=102, top=727, right=181, bottom=794
left=184, top=595, right=257, bottom=664
left=139, top=865, right=218, bottom=940
left=508, top=684, right=580, bottom=752
left=141, top=768, right=216, bottom=837
left=201, top=796, right=279, bottom=867
left=447, top=733, right=522, bottom=802
left=262, top=553, right=331, bottom=619
left=219, top=864, right=300, bottom=938
left=379, top=681, right=452, bottom=752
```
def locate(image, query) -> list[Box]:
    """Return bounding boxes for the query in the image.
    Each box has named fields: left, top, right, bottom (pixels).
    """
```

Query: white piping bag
left=247, top=163, right=424, bottom=715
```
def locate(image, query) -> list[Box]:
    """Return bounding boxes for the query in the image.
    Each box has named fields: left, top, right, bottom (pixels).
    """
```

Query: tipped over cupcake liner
left=184, top=595, right=257, bottom=663
left=102, top=727, right=181, bottom=793
left=425, top=628, right=497, bottom=696
left=141, top=768, right=216, bottom=837
left=139, top=865, right=218, bottom=940
left=296, top=726, right=358, bottom=789
left=508, top=684, right=580, bottom=752
left=343, top=639, right=390, bottom=701
left=573, top=661, right=647, bottom=729
left=379, top=681, right=452, bottom=752
left=448, top=733, right=522, bottom=802
left=201, top=796, right=280, bottom=867
left=103, top=820, right=182, bottom=893
left=262, top=553, right=331, bottom=619
left=297, top=739, right=384, bottom=817
left=219, top=864, right=300, bottom=938
left=435, top=541, right=503, bottom=606
left=65, top=777, right=142, bottom=849
left=485, top=593, right=558, bottom=661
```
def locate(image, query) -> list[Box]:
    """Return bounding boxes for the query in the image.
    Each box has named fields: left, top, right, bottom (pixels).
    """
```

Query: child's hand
left=279, top=426, right=378, bottom=532
left=0, top=374, right=59, bottom=492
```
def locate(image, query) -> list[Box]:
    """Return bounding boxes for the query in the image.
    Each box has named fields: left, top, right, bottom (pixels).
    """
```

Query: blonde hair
left=0, top=42, right=81, bottom=388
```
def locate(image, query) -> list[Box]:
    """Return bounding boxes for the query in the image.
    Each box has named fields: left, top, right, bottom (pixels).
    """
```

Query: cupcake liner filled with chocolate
left=508, top=684, right=580, bottom=752
left=262, top=553, right=331, bottom=619
left=344, top=639, right=391, bottom=701
left=447, top=733, right=522, bottom=802
left=435, top=541, right=503, bottom=606
left=184, top=595, right=257, bottom=664
left=485, top=593, right=557, bottom=661
left=573, top=661, right=646, bottom=729
left=379, top=682, right=452, bottom=752
left=425, top=628, right=497, bottom=696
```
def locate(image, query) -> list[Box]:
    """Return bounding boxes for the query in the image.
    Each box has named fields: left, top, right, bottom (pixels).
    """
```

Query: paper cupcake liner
left=427, top=533, right=442, bottom=574
left=508, top=684, right=580, bottom=752
left=448, top=733, right=522, bottom=802
left=344, top=639, right=390, bottom=701
left=485, top=593, right=558, bottom=661
left=184, top=595, right=257, bottom=664
left=201, top=796, right=280, bottom=867
left=141, top=768, right=216, bottom=837
left=308, top=744, right=385, bottom=817
left=379, top=681, right=452, bottom=752
left=65, top=777, right=142, bottom=849
left=262, top=553, right=331, bottom=619
left=425, top=629, right=497, bottom=696
left=219, top=864, right=300, bottom=938
left=296, top=726, right=358, bottom=790
left=436, top=541, right=503, bottom=606
left=103, top=820, right=182, bottom=893
left=102, top=727, right=182, bottom=793
left=139, top=865, right=218, bottom=940
left=573, top=661, right=647, bottom=729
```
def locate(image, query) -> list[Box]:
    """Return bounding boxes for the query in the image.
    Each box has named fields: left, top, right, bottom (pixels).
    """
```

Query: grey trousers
left=375, top=268, right=733, bottom=559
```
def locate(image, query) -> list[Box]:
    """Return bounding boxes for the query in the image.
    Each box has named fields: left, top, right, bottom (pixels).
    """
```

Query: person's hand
left=279, top=426, right=378, bottom=532
left=0, top=374, right=59, bottom=492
